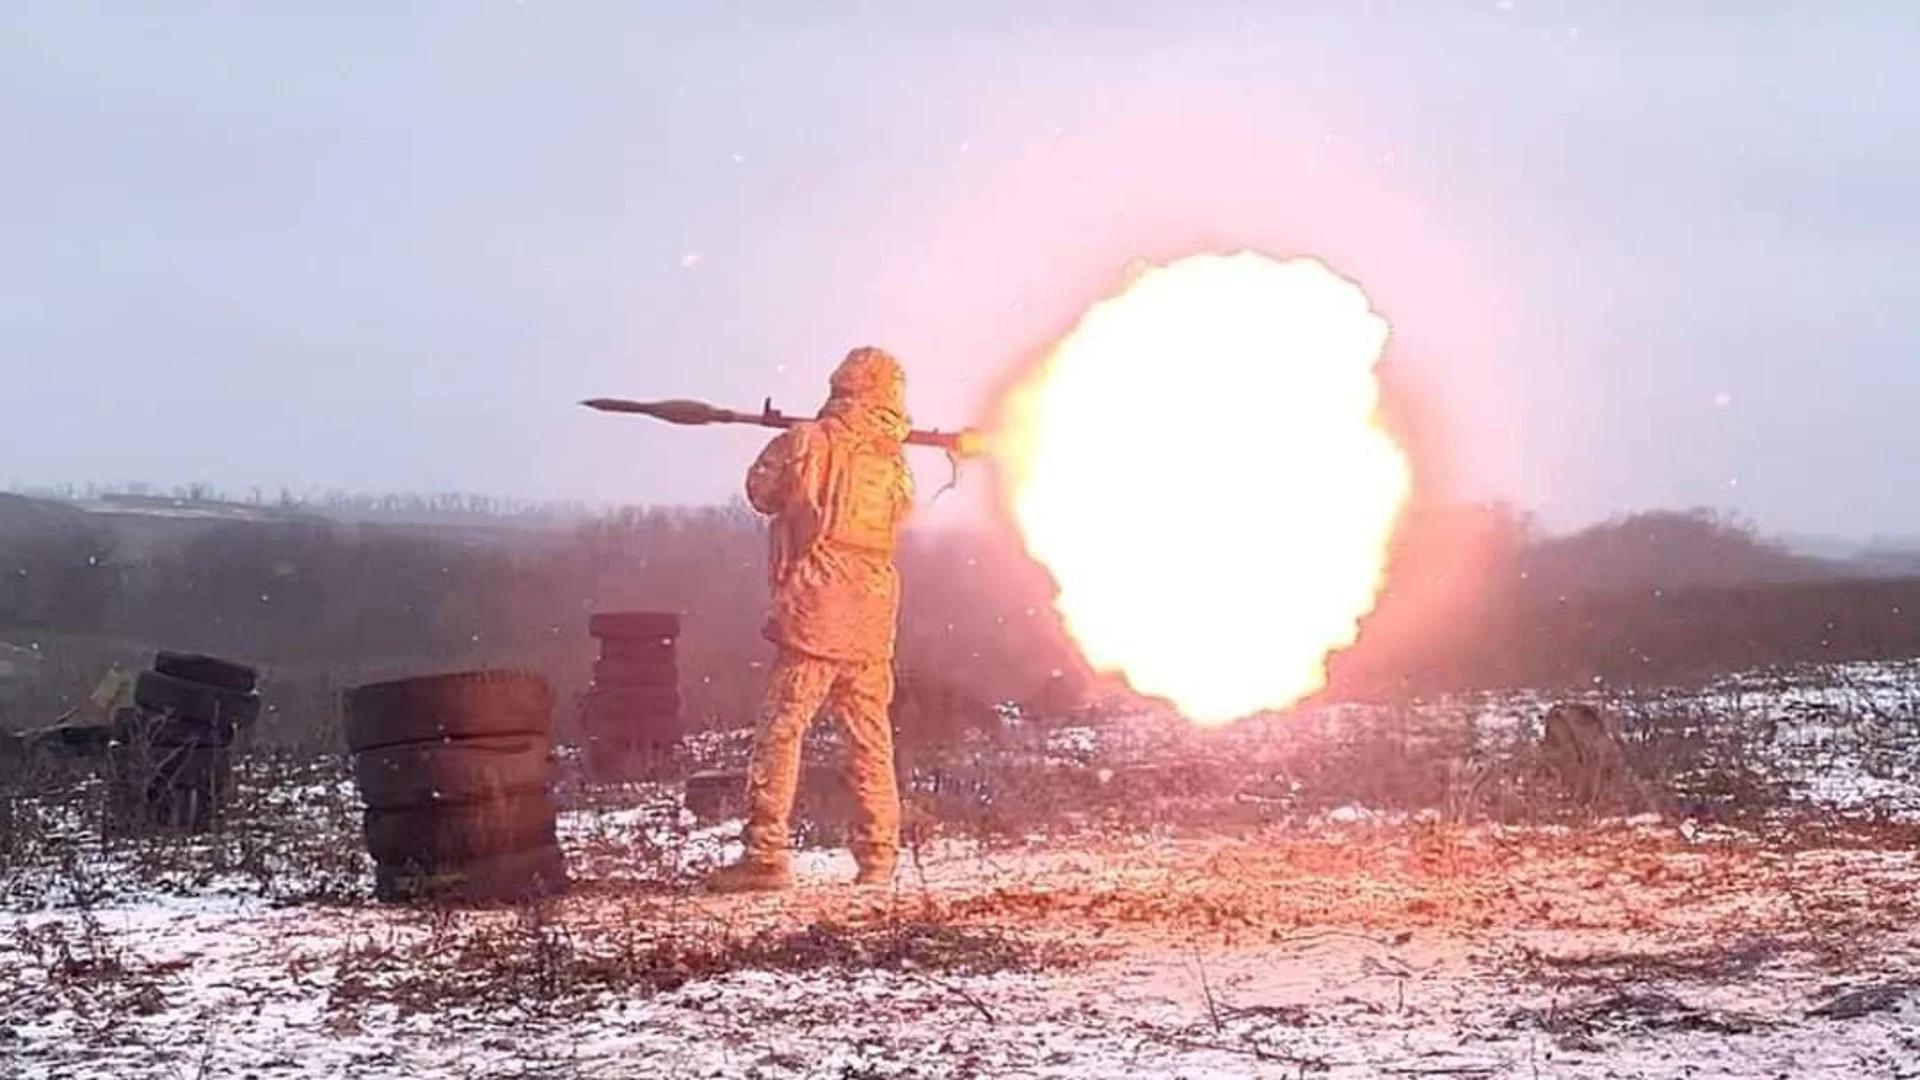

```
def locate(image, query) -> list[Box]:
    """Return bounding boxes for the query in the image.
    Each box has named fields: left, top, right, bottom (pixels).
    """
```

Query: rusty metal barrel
left=343, top=669, right=568, bottom=903
left=579, top=611, right=684, bottom=781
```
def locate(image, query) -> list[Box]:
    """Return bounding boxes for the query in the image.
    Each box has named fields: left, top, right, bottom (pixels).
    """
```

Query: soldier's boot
left=704, top=854, right=794, bottom=894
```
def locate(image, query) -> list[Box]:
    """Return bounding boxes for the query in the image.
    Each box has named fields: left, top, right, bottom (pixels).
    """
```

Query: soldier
left=706, top=347, right=914, bottom=892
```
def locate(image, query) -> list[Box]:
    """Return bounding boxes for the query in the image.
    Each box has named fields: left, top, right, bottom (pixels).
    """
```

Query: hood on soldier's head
left=829, top=347, right=906, bottom=409
left=823, top=346, right=910, bottom=441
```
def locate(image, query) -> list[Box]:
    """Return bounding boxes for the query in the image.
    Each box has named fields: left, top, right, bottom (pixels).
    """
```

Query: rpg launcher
left=580, top=396, right=984, bottom=494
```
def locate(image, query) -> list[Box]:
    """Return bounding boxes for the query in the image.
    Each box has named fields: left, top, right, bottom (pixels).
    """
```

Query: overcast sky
left=3, top=2, right=1917, bottom=538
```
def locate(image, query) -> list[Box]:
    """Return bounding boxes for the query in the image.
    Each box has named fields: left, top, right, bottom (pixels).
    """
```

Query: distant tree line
left=1333, top=502, right=1913, bottom=694
left=0, top=495, right=1073, bottom=731
left=2, top=490, right=1917, bottom=732
left=12, top=483, right=593, bottom=525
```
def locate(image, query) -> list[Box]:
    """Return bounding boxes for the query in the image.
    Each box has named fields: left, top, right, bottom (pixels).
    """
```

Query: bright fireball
left=989, top=251, right=1411, bottom=725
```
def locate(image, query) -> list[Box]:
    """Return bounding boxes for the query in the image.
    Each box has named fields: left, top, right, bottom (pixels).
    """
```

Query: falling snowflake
left=680, top=252, right=703, bottom=269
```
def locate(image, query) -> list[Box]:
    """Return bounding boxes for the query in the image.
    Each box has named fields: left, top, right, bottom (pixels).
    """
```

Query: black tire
left=133, top=670, right=261, bottom=728
left=148, top=782, right=222, bottom=832
left=590, top=657, right=678, bottom=688
left=580, top=721, right=681, bottom=752
left=352, top=735, right=553, bottom=811
left=116, top=704, right=231, bottom=749
left=153, top=651, right=258, bottom=693
left=162, top=746, right=230, bottom=790
left=680, top=767, right=845, bottom=827
left=581, top=738, right=679, bottom=783
left=117, top=742, right=225, bottom=786
left=581, top=690, right=684, bottom=747
left=343, top=670, right=553, bottom=754
left=129, top=714, right=232, bottom=749
left=581, top=685, right=682, bottom=718
left=596, top=636, right=678, bottom=663
left=684, top=769, right=746, bottom=821
left=588, top=611, right=681, bottom=641
left=112, top=744, right=229, bottom=832
left=362, top=793, right=559, bottom=867
left=374, top=842, right=570, bottom=905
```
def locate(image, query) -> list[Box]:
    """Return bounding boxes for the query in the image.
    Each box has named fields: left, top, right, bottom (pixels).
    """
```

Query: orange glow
left=987, top=251, right=1411, bottom=725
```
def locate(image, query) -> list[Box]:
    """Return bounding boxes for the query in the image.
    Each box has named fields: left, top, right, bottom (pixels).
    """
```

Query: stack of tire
left=579, top=611, right=683, bottom=782
left=109, top=651, right=261, bottom=833
left=343, top=670, right=568, bottom=903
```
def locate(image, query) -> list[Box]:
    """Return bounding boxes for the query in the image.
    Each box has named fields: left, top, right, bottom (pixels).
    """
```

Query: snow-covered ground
left=6, top=822, right=1920, bottom=1078
left=5, top=662, right=1919, bottom=1078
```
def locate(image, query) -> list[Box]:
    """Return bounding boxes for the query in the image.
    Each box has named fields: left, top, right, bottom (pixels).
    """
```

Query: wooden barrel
left=105, top=650, right=261, bottom=834
left=580, top=611, right=684, bottom=781
left=343, top=669, right=569, bottom=903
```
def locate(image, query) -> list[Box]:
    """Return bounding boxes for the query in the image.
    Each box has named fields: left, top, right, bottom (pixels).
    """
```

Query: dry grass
left=326, top=902, right=1085, bottom=1019
left=2, top=746, right=367, bottom=910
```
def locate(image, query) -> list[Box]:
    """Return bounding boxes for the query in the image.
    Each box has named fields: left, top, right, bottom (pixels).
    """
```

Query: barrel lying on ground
left=683, top=764, right=858, bottom=846
left=108, top=651, right=261, bottom=833
left=580, top=611, right=684, bottom=781
left=344, top=669, right=568, bottom=903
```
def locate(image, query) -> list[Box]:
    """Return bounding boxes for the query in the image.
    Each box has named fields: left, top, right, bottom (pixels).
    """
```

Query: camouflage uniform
left=712, top=347, right=913, bottom=890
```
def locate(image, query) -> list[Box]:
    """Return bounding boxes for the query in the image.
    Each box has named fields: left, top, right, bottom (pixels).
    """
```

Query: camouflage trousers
left=742, top=649, right=900, bottom=869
